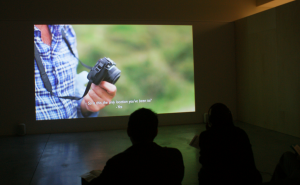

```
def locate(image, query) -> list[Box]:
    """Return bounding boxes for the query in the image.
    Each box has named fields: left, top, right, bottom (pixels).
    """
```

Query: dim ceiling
left=0, top=0, right=295, bottom=22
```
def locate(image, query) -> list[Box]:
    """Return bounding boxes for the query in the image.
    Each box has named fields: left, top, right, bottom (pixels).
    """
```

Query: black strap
left=34, top=38, right=92, bottom=100
left=61, top=29, right=93, bottom=70
left=34, top=45, right=53, bottom=96
left=59, top=81, right=92, bottom=100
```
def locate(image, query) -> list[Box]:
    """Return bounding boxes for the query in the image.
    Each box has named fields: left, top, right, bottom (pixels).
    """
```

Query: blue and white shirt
left=34, top=25, right=97, bottom=120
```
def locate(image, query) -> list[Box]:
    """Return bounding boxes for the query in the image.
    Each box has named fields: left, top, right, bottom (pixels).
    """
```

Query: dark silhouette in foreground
left=198, top=103, right=262, bottom=185
left=89, top=108, right=184, bottom=185
left=264, top=151, right=300, bottom=185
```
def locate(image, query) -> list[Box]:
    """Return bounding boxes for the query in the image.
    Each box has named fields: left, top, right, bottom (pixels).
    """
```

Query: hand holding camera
left=80, top=57, right=121, bottom=116
left=81, top=81, right=117, bottom=115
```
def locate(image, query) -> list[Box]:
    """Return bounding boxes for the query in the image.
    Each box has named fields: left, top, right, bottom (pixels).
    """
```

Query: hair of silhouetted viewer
left=208, top=103, right=233, bottom=127
left=128, top=108, right=158, bottom=141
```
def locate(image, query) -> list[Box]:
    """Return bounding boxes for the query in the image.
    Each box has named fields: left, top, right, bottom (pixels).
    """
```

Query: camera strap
left=61, top=30, right=93, bottom=70
left=34, top=29, right=93, bottom=100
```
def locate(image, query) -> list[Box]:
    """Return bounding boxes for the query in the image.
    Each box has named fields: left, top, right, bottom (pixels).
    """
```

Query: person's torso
left=199, top=126, right=261, bottom=184
left=111, top=143, right=183, bottom=185
left=34, top=25, right=79, bottom=120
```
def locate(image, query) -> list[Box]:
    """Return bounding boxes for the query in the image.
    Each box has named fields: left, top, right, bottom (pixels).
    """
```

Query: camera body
left=87, top=57, right=121, bottom=85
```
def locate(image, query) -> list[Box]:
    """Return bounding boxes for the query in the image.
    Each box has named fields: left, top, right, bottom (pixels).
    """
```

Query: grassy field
left=72, top=25, right=195, bottom=116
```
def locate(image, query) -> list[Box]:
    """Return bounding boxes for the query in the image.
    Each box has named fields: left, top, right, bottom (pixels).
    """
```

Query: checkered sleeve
left=35, top=25, right=99, bottom=120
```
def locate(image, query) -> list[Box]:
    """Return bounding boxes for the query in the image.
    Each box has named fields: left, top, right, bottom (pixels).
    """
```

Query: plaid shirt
left=34, top=25, right=97, bottom=120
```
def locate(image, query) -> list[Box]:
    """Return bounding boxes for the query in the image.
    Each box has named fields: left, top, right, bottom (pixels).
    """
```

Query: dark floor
left=0, top=122, right=299, bottom=185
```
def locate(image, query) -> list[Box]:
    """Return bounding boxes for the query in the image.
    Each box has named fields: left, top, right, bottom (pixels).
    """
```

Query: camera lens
left=105, top=66, right=121, bottom=84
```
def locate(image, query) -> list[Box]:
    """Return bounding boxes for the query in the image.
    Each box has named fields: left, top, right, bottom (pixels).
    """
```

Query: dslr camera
left=87, top=57, right=121, bottom=85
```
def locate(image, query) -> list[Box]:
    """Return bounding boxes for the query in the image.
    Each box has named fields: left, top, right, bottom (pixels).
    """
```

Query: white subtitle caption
left=87, top=99, right=153, bottom=109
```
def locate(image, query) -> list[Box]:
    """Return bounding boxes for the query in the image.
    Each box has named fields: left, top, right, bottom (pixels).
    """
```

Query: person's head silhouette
left=208, top=103, right=233, bottom=128
left=127, top=108, right=158, bottom=144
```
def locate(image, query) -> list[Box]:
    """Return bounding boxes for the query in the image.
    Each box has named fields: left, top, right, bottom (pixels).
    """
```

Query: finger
left=91, top=83, right=115, bottom=100
left=88, top=89, right=104, bottom=104
left=88, top=89, right=109, bottom=107
left=83, top=93, right=100, bottom=112
left=99, top=81, right=117, bottom=95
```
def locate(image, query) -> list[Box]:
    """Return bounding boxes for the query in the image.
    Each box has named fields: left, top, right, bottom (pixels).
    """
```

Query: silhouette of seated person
left=89, top=108, right=184, bottom=185
left=267, top=151, right=300, bottom=184
left=198, top=103, right=262, bottom=185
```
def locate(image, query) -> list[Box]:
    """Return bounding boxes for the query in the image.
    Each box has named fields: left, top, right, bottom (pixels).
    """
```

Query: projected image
left=34, top=24, right=195, bottom=120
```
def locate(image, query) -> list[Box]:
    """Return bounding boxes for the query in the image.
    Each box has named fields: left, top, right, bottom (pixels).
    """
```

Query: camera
left=87, top=57, right=121, bottom=85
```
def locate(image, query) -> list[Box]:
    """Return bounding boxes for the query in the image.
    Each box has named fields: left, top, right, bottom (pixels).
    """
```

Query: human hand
left=80, top=81, right=117, bottom=116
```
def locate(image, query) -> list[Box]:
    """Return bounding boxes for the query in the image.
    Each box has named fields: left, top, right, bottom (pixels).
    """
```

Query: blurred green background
left=72, top=25, right=195, bottom=117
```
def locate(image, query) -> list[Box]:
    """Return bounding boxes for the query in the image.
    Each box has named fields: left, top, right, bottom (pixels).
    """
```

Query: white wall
left=0, top=2, right=237, bottom=136
left=235, top=1, right=300, bottom=137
